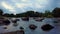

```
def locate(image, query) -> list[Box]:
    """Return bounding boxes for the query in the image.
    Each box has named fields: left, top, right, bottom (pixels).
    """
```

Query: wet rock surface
left=35, top=18, right=44, bottom=22
left=2, top=30, right=25, bottom=34
left=41, top=24, right=54, bottom=31
left=19, top=27, right=25, bottom=34
left=3, top=20, right=10, bottom=25
left=0, top=18, right=10, bottom=26
left=12, top=20, right=17, bottom=23
left=21, top=17, right=29, bottom=21
left=19, top=30, right=25, bottom=34
left=29, top=24, right=37, bottom=30
left=33, top=17, right=44, bottom=22
left=13, top=23, right=18, bottom=27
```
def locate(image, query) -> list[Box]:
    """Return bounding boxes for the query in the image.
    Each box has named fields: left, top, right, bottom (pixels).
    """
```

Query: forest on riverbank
left=0, top=7, right=60, bottom=18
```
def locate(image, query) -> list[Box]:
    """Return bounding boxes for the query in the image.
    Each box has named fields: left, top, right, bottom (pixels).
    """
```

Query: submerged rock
left=29, top=24, right=37, bottom=30
left=21, top=17, right=29, bottom=21
left=53, top=21, right=58, bottom=23
left=41, top=24, right=54, bottom=31
left=3, top=27, right=7, bottom=29
left=20, top=27, right=24, bottom=30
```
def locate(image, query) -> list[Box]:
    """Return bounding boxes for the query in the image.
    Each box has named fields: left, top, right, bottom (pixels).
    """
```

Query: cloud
left=1, top=1, right=16, bottom=14
left=0, top=0, right=57, bottom=13
left=36, top=0, right=49, bottom=4
left=15, top=3, right=26, bottom=8
left=34, top=3, right=45, bottom=8
left=15, top=3, right=33, bottom=8
left=21, top=0, right=28, bottom=2
left=1, top=2, right=14, bottom=9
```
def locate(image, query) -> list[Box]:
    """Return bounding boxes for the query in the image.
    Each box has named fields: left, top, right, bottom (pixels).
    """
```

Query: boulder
left=29, top=24, right=37, bottom=30
left=35, top=18, right=44, bottom=22
left=19, top=30, right=25, bottom=34
left=21, top=17, right=29, bottom=21
left=3, top=20, right=10, bottom=25
left=41, top=24, right=54, bottom=31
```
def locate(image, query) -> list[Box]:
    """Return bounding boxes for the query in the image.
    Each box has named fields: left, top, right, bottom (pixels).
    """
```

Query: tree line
left=0, top=7, right=60, bottom=17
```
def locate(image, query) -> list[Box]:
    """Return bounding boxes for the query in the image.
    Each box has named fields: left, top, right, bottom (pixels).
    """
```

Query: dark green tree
left=0, top=9, right=3, bottom=15
left=43, top=10, right=53, bottom=17
left=52, top=7, right=60, bottom=17
left=26, top=11, right=35, bottom=17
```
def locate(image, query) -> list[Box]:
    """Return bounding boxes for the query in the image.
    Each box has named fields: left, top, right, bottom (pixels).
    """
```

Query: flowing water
left=0, top=18, right=60, bottom=34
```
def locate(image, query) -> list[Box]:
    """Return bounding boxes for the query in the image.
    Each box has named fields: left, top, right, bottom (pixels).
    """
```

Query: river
left=0, top=18, right=60, bottom=34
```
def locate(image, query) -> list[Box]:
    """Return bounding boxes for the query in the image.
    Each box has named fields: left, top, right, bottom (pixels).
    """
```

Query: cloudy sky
left=0, top=0, right=60, bottom=14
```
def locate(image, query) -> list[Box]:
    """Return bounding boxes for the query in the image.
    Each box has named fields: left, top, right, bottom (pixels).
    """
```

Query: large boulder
left=29, top=24, right=37, bottom=30
left=3, top=19, right=10, bottom=25
left=41, top=24, right=54, bottom=31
